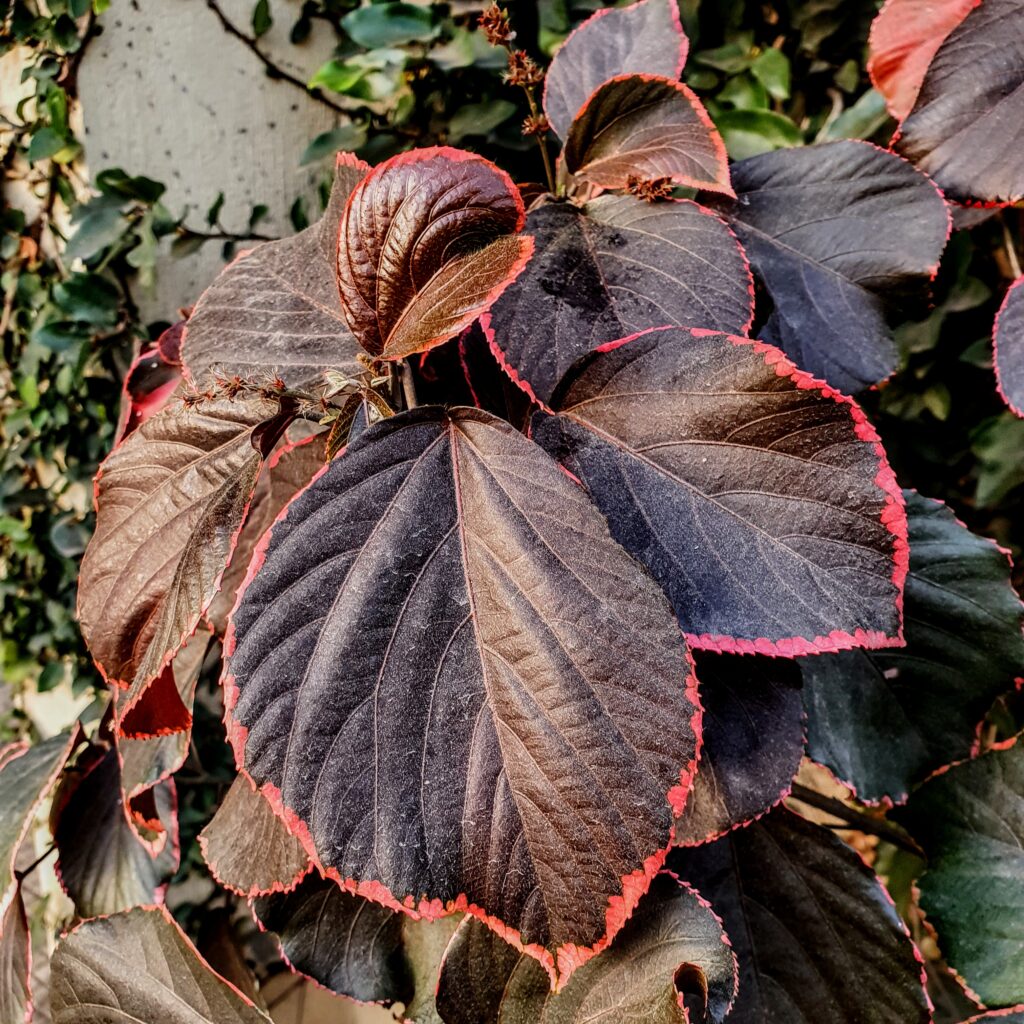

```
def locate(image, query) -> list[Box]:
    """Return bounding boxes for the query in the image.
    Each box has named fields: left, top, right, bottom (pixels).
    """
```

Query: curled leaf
left=995, top=275, right=1024, bottom=418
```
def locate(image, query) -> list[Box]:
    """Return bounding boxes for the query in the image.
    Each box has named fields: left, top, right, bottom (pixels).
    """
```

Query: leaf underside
left=183, top=156, right=366, bottom=389
left=543, top=0, right=688, bottom=141
left=995, top=275, right=1024, bottom=418
left=898, top=743, right=1024, bottom=1007
left=803, top=491, right=1024, bottom=804
left=894, top=0, right=1024, bottom=204
left=50, top=906, right=271, bottom=1023
left=717, top=140, right=950, bottom=394
left=670, top=807, right=932, bottom=1023
left=116, top=345, right=182, bottom=444
left=532, top=326, right=906, bottom=655
left=200, top=775, right=310, bottom=898
left=54, top=747, right=178, bottom=918
left=336, top=147, right=531, bottom=360
left=78, top=396, right=282, bottom=699
left=484, top=196, right=753, bottom=407
left=674, top=652, right=804, bottom=845
left=226, top=406, right=699, bottom=980
left=564, top=75, right=732, bottom=195
left=436, top=873, right=738, bottom=1024
left=0, top=889, right=30, bottom=1024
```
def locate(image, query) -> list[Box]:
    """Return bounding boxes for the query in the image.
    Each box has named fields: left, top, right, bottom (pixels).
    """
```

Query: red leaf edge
left=994, top=275, right=1024, bottom=418
left=568, top=74, right=734, bottom=197
left=219, top=437, right=706, bottom=991
left=8, top=893, right=33, bottom=1024
left=964, top=1007, right=1024, bottom=1022
left=541, top=0, right=689, bottom=133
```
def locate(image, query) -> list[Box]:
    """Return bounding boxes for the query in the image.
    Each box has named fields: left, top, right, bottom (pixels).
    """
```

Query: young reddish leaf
left=868, top=0, right=977, bottom=120
left=225, top=407, right=700, bottom=986
left=803, top=491, right=1024, bottom=804
left=995, top=275, right=1024, bottom=418
left=78, top=395, right=288, bottom=699
left=199, top=775, right=311, bottom=898
left=183, top=156, right=366, bottom=389
left=563, top=76, right=732, bottom=195
left=532, top=326, right=908, bottom=657
left=50, top=905, right=271, bottom=1023
left=483, top=196, right=753, bottom=407
left=897, top=742, right=1024, bottom=1006
left=543, top=0, right=688, bottom=141
left=206, top=436, right=326, bottom=635
left=336, top=147, right=533, bottom=360
left=118, top=630, right=211, bottom=844
left=54, top=747, right=178, bottom=918
left=252, top=875, right=458, bottom=1014
left=894, top=0, right=1024, bottom=205
left=670, top=807, right=932, bottom=1024
left=0, top=889, right=30, bottom=1024
left=716, top=140, right=951, bottom=393
left=115, top=344, right=182, bottom=444
left=0, top=731, right=79, bottom=915
left=436, top=873, right=738, bottom=1023
left=674, top=653, right=804, bottom=846
left=157, top=318, right=185, bottom=365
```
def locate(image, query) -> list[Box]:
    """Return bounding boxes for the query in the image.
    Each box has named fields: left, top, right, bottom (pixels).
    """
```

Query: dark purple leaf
left=206, top=436, right=326, bottom=635
left=483, top=196, right=753, bottom=406
left=252, top=874, right=458, bottom=1013
left=0, top=889, right=30, bottom=1024
left=803, top=491, right=1024, bottom=804
left=183, top=157, right=366, bottom=389
left=868, top=0, right=976, bottom=120
left=50, top=906, right=271, bottom=1023
left=157, top=319, right=185, bottom=365
left=543, top=0, right=688, bottom=141
left=564, top=75, right=732, bottom=195
left=78, top=396, right=289, bottom=700
left=0, top=732, right=79, bottom=910
left=436, top=872, right=738, bottom=1024
left=224, top=407, right=700, bottom=985
left=894, top=0, right=1024, bottom=204
left=54, top=747, right=178, bottom=917
left=717, top=140, right=951, bottom=393
left=336, top=147, right=533, bottom=360
left=897, top=743, right=1024, bottom=1006
left=200, top=775, right=311, bottom=898
left=674, top=652, right=804, bottom=846
left=532, top=326, right=909, bottom=656
left=995, top=275, right=1024, bottom=418
left=670, top=807, right=932, bottom=1024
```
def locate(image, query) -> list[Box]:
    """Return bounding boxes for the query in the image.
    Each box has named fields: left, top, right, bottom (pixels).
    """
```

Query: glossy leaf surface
left=54, top=747, right=178, bottom=917
left=533, top=327, right=907, bottom=656
left=336, top=148, right=532, bottom=360
left=867, top=0, right=976, bottom=120
left=0, top=732, right=78, bottom=911
left=718, top=140, right=950, bottom=393
left=543, top=0, right=688, bottom=141
left=78, top=396, right=285, bottom=697
left=436, top=873, right=738, bottom=1024
left=183, top=156, right=366, bottom=388
left=803, top=491, right=1024, bottom=803
left=484, top=196, right=753, bottom=406
left=894, top=0, right=1024, bottom=204
left=564, top=76, right=732, bottom=195
left=200, top=775, right=311, bottom=898
left=995, top=275, right=1024, bottom=418
left=675, top=652, right=804, bottom=845
left=670, top=807, right=931, bottom=1023
left=252, top=874, right=457, bottom=1015
left=898, top=743, right=1024, bottom=1006
left=226, top=407, right=699, bottom=982
left=50, top=906, right=271, bottom=1023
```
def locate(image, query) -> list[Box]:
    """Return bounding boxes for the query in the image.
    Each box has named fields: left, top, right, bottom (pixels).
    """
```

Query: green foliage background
left=2, top=0, right=1022, bottom=917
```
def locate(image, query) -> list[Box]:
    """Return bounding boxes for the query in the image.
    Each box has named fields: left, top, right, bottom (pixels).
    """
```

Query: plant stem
left=1002, top=215, right=1022, bottom=280
left=401, top=360, right=418, bottom=410
left=788, top=783, right=923, bottom=856
left=205, top=0, right=347, bottom=115
left=523, top=87, right=557, bottom=195
left=15, top=843, right=56, bottom=881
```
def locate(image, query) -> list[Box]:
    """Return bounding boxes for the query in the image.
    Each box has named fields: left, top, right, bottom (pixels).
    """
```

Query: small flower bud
left=479, top=4, right=514, bottom=47
left=626, top=175, right=676, bottom=202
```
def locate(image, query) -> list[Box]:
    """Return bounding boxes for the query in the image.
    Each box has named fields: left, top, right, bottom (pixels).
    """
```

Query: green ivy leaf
left=252, top=0, right=272, bottom=38
left=65, top=200, right=130, bottom=263
left=299, top=123, right=368, bottom=166
left=340, top=3, right=439, bottom=49
left=820, top=89, right=890, bottom=141
left=448, top=99, right=517, bottom=143
left=95, top=168, right=166, bottom=203
left=752, top=47, right=791, bottom=100
left=53, top=273, right=121, bottom=326
left=27, top=126, right=67, bottom=164
left=713, top=108, right=802, bottom=159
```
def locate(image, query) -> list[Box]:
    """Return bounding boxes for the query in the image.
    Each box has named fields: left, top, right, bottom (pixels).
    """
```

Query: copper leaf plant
left=10, top=2, right=1024, bottom=1023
